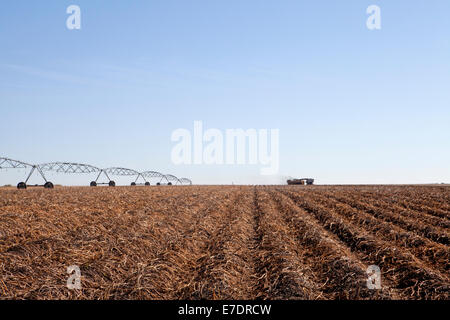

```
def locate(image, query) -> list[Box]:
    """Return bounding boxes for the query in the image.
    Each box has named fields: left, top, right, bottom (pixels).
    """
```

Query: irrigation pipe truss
left=0, top=157, right=192, bottom=189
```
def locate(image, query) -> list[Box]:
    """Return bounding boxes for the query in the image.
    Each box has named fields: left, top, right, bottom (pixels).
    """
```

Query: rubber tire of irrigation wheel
left=44, top=182, right=54, bottom=189
left=145, top=182, right=150, bottom=186
left=168, top=182, right=172, bottom=186
left=109, top=181, right=116, bottom=187
left=17, top=182, right=27, bottom=189
left=90, top=181, right=97, bottom=187
left=156, top=182, right=161, bottom=186
left=131, top=182, right=136, bottom=186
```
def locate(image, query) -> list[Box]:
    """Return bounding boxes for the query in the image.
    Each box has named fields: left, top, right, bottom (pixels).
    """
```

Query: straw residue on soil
left=0, top=185, right=448, bottom=299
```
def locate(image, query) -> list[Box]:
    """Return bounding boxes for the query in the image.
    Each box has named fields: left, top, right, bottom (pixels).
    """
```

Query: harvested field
left=0, top=185, right=448, bottom=300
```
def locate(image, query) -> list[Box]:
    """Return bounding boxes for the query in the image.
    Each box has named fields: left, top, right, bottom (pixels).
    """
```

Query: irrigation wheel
left=17, top=182, right=27, bottom=189
left=44, top=182, right=54, bottom=189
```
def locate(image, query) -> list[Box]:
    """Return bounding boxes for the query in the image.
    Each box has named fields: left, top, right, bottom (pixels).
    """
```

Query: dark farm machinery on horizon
left=0, top=157, right=192, bottom=189
left=287, top=178, right=314, bottom=185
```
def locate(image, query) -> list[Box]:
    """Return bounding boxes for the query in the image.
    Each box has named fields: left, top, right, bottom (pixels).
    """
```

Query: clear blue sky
left=1, top=0, right=449, bottom=185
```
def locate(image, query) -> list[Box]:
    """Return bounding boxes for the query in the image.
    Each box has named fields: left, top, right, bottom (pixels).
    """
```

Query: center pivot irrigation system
left=0, top=157, right=192, bottom=189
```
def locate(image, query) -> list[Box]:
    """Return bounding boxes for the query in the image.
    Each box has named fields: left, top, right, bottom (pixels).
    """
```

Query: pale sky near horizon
left=1, top=1, right=449, bottom=185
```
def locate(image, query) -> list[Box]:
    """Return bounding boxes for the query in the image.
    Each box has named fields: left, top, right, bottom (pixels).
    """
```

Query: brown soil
left=0, top=185, right=448, bottom=300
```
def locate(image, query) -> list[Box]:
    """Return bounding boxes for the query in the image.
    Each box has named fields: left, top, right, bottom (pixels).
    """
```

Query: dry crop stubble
left=299, top=189, right=449, bottom=275
left=280, top=187, right=449, bottom=299
left=0, top=185, right=448, bottom=299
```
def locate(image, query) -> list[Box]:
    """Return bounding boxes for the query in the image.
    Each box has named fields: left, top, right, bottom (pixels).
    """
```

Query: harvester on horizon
left=287, top=178, right=314, bottom=185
